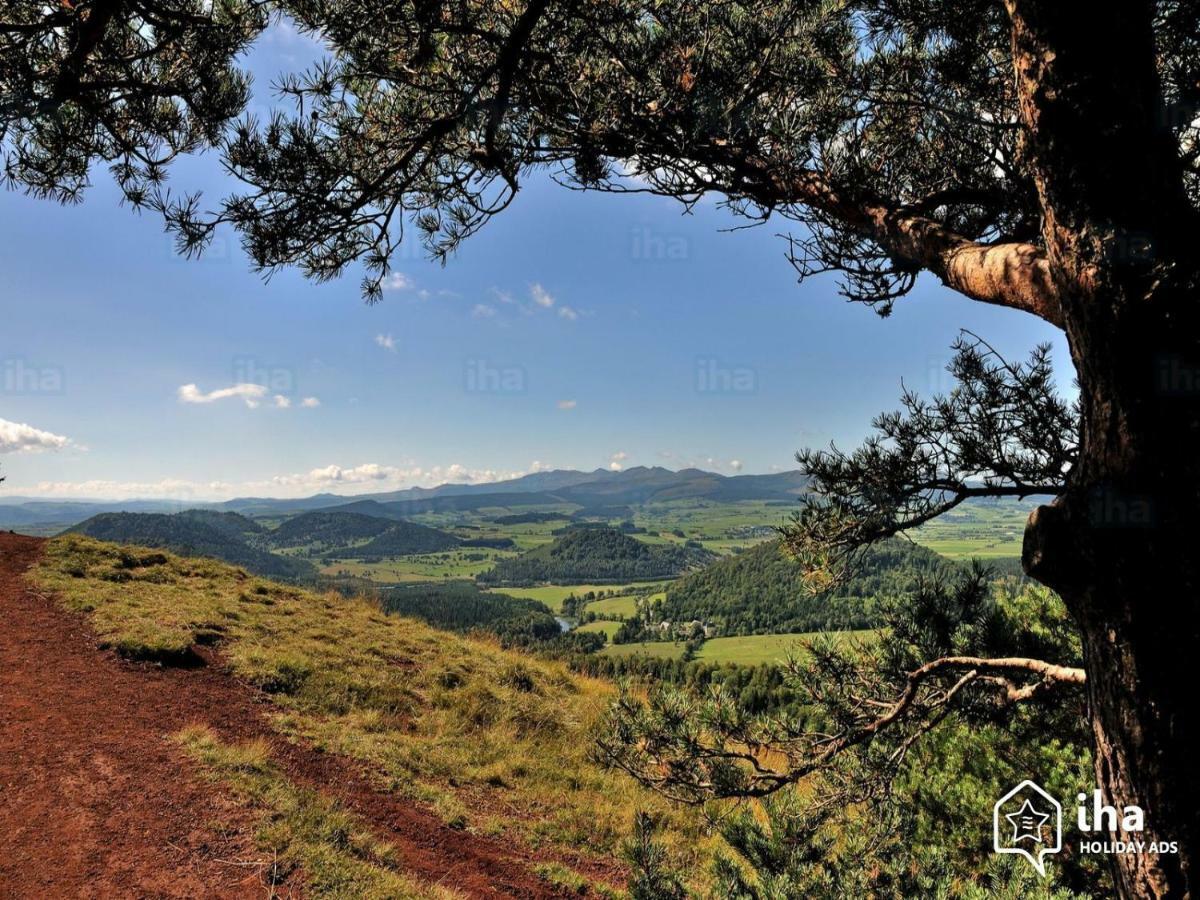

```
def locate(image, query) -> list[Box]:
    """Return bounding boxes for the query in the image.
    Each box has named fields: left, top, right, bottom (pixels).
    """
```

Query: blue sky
left=0, top=24, right=1068, bottom=500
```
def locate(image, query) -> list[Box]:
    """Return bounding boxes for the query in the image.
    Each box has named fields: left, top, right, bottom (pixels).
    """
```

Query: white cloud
left=472, top=303, right=497, bottom=318
left=21, top=459, right=547, bottom=501
left=267, top=461, right=527, bottom=494
left=557, top=399, right=577, bottom=410
left=530, top=283, right=555, bottom=308
left=177, top=382, right=268, bottom=408
left=558, top=306, right=579, bottom=321
left=375, top=333, right=397, bottom=351
left=383, top=272, right=414, bottom=292
left=0, top=418, right=72, bottom=454
left=608, top=450, right=629, bottom=471
left=730, top=459, right=743, bottom=471
left=26, top=478, right=235, bottom=500
left=177, top=382, right=318, bottom=411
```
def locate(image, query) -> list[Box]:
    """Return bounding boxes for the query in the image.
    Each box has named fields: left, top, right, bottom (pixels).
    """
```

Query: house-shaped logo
left=993, top=780, right=1062, bottom=876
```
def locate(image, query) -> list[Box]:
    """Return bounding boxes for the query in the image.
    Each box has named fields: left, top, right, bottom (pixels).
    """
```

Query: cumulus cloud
left=472, top=303, right=497, bottom=318
left=558, top=306, right=579, bottom=321
left=608, top=450, right=629, bottom=471
left=0, top=418, right=72, bottom=454
left=730, top=459, right=743, bottom=471
left=177, top=382, right=268, bottom=408
left=557, top=399, right=577, bottom=410
left=530, top=283, right=555, bottom=308
left=375, top=333, right=397, bottom=351
left=267, top=461, right=527, bottom=494
left=383, top=272, right=414, bottom=291
left=273, top=395, right=291, bottom=409
left=301, top=397, right=321, bottom=408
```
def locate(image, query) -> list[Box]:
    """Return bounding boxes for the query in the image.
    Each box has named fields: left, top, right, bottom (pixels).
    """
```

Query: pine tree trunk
left=1005, top=4, right=1200, bottom=889
left=1024, top=297, right=1200, bottom=898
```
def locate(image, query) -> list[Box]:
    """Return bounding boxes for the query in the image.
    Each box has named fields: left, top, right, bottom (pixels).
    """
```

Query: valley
left=12, top=466, right=1039, bottom=669
left=0, top=466, right=1056, bottom=896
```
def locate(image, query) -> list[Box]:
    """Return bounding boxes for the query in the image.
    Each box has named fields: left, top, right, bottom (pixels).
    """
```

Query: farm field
left=586, top=593, right=641, bottom=617
left=492, top=581, right=671, bottom=613
left=601, top=629, right=877, bottom=665
left=576, top=620, right=622, bottom=639
left=908, top=500, right=1033, bottom=559
left=320, top=548, right=516, bottom=582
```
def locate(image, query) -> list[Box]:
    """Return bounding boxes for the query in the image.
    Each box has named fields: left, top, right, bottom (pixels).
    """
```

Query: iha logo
left=994, top=783, right=1172, bottom=875
left=993, top=781, right=1062, bottom=876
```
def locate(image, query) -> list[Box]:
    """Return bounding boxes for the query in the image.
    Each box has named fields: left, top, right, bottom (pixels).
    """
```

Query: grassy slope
left=35, top=536, right=713, bottom=891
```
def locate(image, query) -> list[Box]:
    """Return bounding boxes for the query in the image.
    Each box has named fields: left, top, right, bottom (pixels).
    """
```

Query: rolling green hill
left=658, top=538, right=958, bottom=634
left=479, top=526, right=712, bottom=585
left=64, top=512, right=314, bottom=581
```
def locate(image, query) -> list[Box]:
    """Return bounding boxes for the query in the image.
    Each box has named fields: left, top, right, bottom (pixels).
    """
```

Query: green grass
left=488, top=581, right=670, bottom=613
left=177, top=725, right=456, bottom=899
left=586, top=594, right=640, bottom=618
left=600, top=640, right=689, bottom=660
left=576, top=620, right=622, bottom=640
left=907, top=500, right=1033, bottom=560
left=320, top=549, right=517, bottom=582
left=602, top=629, right=877, bottom=665
left=36, top=535, right=714, bottom=889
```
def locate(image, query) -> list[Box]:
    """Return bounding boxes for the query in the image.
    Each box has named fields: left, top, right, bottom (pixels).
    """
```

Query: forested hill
left=378, top=581, right=562, bottom=644
left=479, top=527, right=713, bottom=585
left=333, top=521, right=461, bottom=558
left=265, top=510, right=396, bottom=547
left=64, top=512, right=315, bottom=580
left=266, top=510, right=460, bottom=557
left=660, top=538, right=959, bottom=634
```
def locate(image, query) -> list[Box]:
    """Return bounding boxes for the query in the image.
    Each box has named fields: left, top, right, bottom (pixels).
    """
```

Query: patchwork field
left=908, top=499, right=1035, bottom=560
left=320, top=548, right=517, bottom=582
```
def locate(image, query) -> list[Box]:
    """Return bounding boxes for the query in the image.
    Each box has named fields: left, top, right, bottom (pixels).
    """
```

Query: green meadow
left=601, top=629, right=877, bottom=665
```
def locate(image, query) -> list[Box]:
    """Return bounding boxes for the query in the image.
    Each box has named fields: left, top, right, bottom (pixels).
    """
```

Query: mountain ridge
left=1, top=467, right=811, bottom=528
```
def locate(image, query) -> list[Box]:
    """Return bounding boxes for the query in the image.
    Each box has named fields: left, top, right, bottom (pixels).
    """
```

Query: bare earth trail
left=0, top=533, right=569, bottom=899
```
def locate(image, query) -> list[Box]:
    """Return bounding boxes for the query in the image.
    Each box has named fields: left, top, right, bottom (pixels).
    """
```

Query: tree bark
left=1027, top=489, right=1200, bottom=898
left=1007, top=2, right=1200, bottom=895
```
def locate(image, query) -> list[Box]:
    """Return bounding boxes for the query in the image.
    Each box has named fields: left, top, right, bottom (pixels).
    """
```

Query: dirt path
left=0, top=534, right=570, bottom=899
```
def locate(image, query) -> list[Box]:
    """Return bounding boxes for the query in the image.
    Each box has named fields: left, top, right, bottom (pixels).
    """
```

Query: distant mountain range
left=0, top=467, right=810, bottom=530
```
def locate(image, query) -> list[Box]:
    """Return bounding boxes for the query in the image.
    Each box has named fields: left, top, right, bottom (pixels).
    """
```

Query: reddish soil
left=0, top=533, right=576, bottom=899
